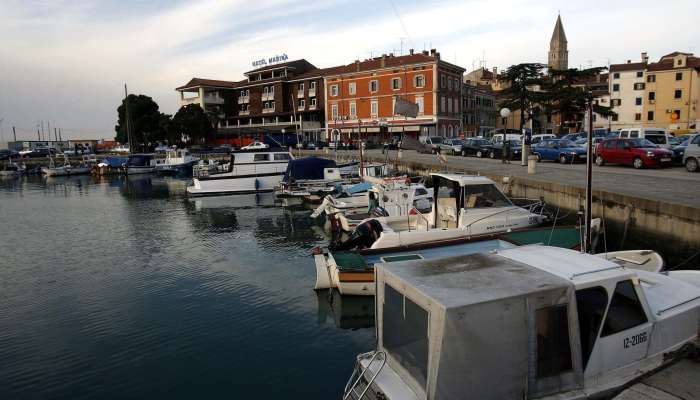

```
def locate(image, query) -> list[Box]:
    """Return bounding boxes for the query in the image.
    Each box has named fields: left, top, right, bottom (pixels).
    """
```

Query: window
left=349, top=102, right=356, bottom=118
left=299, top=83, right=304, bottom=91
left=612, top=84, right=620, bottom=91
left=349, top=82, right=356, bottom=95
left=330, top=84, right=338, bottom=97
left=447, top=98, right=453, bottom=113
left=273, top=153, right=291, bottom=161
left=270, top=100, right=275, bottom=109
left=369, top=80, right=378, bottom=93
left=676, top=72, right=683, bottom=81
left=611, top=99, right=621, bottom=106
left=440, top=96, right=445, bottom=113
left=613, top=72, right=620, bottom=79
left=441, top=75, right=446, bottom=88
left=576, top=287, right=608, bottom=369
left=454, top=98, right=459, bottom=113
left=370, top=100, right=378, bottom=117
left=263, top=86, right=269, bottom=94
left=331, top=104, right=338, bottom=119
left=602, top=280, right=648, bottom=337
left=635, top=97, right=642, bottom=106
left=635, top=113, right=641, bottom=121
left=674, top=89, right=682, bottom=99
left=673, top=109, right=681, bottom=120
left=309, top=81, right=316, bottom=90
left=536, top=305, right=573, bottom=378
left=448, top=77, right=453, bottom=91
left=648, top=92, right=656, bottom=101
left=391, top=77, right=401, bottom=90
left=415, top=97, right=424, bottom=115
left=634, top=83, right=645, bottom=90
left=448, top=126, right=453, bottom=136
left=298, top=99, right=305, bottom=108
left=383, top=284, right=429, bottom=389
left=414, top=75, right=425, bottom=88
left=636, top=71, right=643, bottom=78
left=647, top=74, right=656, bottom=83
left=253, top=154, right=269, bottom=162
left=612, top=114, right=618, bottom=122
left=310, top=97, right=317, bottom=107
left=693, top=135, right=700, bottom=145
left=647, top=111, right=654, bottom=121
left=269, top=86, right=275, bottom=94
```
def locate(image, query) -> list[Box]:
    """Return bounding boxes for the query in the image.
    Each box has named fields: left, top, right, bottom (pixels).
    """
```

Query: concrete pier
left=305, top=149, right=700, bottom=253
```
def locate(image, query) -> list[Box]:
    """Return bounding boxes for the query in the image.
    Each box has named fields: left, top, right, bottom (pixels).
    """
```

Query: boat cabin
left=353, top=246, right=700, bottom=399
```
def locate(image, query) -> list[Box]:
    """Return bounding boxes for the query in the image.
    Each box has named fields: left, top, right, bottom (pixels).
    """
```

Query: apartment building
left=323, top=49, right=465, bottom=142
left=643, top=52, right=700, bottom=131
left=462, top=81, right=496, bottom=137
left=609, top=54, right=649, bottom=129
left=176, top=59, right=326, bottom=144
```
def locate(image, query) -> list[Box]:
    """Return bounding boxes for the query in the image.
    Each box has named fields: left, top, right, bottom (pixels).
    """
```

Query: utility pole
left=584, top=96, right=594, bottom=253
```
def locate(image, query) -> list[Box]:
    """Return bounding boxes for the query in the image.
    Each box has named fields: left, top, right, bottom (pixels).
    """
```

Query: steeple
left=548, top=14, right=568, bottom=71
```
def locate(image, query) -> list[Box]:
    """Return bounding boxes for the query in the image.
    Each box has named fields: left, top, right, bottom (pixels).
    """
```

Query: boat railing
left=409, top=207, right=430, bottom=232
left=343, top=350, right=386, bottom=400
left=510, top=197, right=546, bottom=216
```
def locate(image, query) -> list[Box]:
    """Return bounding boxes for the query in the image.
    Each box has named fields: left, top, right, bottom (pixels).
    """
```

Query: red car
left=595, top=138, right=674, bottom=169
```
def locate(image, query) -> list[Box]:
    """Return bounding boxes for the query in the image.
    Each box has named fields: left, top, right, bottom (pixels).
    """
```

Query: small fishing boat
left=41, top=154, right=90, bottom=176
left=187, top=149, right=293, bottom=196
left=596, top=250, right=664, bottom=272
left=0, top=161, right=23, bottom=178
left=343, top=246, right=700, bottom=399
left=331, top=173, right=547, bottom=251
left=154, top=149, right=199, bottom=176
left=274, top=157, right=345, bottom=199
left=125, top=154, right=158, bottom=175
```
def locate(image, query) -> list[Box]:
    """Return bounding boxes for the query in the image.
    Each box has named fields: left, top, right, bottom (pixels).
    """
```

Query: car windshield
left=680, top=138, right=689, bottom=146
left=430, top=136, right=443, bottom=144
left=667, top=137, right=681, bottom=146
left=629, top=138, right=657, bottom=148
left=644, top=135, right=666, bottom=145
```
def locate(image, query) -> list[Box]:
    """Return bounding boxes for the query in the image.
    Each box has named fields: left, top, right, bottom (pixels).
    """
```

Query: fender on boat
left=314, top=253, right=332, bottom=290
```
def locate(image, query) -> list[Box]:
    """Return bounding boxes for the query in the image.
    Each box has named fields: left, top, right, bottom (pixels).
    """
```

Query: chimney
left=381, top=54, right=387, bottom=68
left=627, top=60, right=631, bottom=64
left=409, top=48, right=414, bottom=55
left=641, top=52, right=649, bottom=64
left=430, top=48, right=436, bottom=56
left=422, top=50, right=429, bottom=56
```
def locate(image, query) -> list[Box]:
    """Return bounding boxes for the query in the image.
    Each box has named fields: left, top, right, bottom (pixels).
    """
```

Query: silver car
left=682, top=133, right=700, bottom=172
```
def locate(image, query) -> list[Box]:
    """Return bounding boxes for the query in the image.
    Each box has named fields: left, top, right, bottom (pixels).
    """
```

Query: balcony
left=203, top=93, right=224, bottom=105
left=298, top=105, right=306, bottom=111
left=309, top=104, right=317, bottom=110
left=237, top=96, right=249, bottom=104
left=239, top=110, right=250, bottom=116
left=180, top=96, right=201, bottom=106
left=262, top=107, right=275, bottom=114
left=262, top=93, right=274, bottom=101
left=308, top=88, right=316, bottom=97
left=297, top=90, right=305, bottom=98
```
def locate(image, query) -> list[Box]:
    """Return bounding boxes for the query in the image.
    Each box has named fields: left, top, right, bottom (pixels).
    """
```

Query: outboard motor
left=330, top=219, right=383, bottom=251
left=370, top=206, right=389, bottom=218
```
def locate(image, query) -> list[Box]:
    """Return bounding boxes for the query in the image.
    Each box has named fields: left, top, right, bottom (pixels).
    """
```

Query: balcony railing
left=297, top=90, right=305, bottom=98
left=237, top=96, right=249, bottom=104
left=180, top=96, right=200, bottom=106
left=203, top=94, right=224, bottom=104
left=309, top=104, right=317, bottom=110
left=308, top=88, right=316, bottom=97
left=298, top=105, right=305, bottom=111
left=262, top=93, right=274, bottom=101
left=262, top=107, right=275, bottom=113
left=239, top=110, right=250, bottom=116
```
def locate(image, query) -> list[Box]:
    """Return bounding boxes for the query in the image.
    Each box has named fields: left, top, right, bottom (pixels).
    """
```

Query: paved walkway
left=309, top=149, right=700, bottom=209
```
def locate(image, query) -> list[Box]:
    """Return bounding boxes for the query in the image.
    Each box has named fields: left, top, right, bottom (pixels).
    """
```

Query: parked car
left=488, top=140, right=522, bottom=160
left=460, top=138, right=493, bottom=158
left=442, top=138, right=464, bottom=155
left=241, top=141, right=269, bottom=150
left=560, top=132, right=587, bottom=142
left=618, top=127, right=674, bottom=149
left=574, top=137, right=605, bottom=155
left=682, top=133, right=700, bottom=172
left=530, top=134, right=557, bottom=145
left=22, top=147, right=58, bottom=158
left=0, top=149, right=20, bottom=161
left=532, top=139, right=588, bottom=163
left=595, top=138, right=674, bottom=169
left=418, top=136, right=450, bottom=154
left=490, top=133, right=522, bottom=144
left=671, top=138, right=689, bottom=164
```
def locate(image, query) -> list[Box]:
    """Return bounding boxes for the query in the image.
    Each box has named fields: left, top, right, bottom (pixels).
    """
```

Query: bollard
left=527, top=155, right=538, bottom=175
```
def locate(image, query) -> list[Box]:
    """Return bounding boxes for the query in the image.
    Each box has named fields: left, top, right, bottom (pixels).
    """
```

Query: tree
left=114, top=94, right=163, bottom=148
left=542, top=68, right=616, bottom=133
left=170, top=104, right=215, bottom=144
left=498, top=63, right=547, bottom=134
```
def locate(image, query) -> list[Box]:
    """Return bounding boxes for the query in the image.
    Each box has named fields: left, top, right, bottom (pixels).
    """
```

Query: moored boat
left=154, top=149, right=199, bottom=176
left=125, top=154, right=158, bottom=175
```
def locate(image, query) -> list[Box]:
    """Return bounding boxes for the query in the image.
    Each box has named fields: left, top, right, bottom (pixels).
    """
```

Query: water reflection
left=316, top=290, right=375, bottom=330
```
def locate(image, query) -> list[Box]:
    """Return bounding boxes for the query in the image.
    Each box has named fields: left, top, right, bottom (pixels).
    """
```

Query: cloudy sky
left=0, top=0, right=697, bottom=141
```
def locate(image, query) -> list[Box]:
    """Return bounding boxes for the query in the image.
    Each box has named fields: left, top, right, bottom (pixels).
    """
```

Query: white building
left=609, top=53, right=649, bottom=130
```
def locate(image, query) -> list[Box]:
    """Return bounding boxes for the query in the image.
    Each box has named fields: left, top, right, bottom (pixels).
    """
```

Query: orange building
left=323, top=49, right=465, bottom=142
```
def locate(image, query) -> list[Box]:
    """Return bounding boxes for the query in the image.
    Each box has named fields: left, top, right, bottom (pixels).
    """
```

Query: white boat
left=332, top=173, right=546, bottom=251
left=154, top=149, right=199, bottom=175
left=125, top=154, right=158, bottom=175
left=0, top=161, right=23, bottom=178
left=186, top=149, right=293, bottom=196
left=343, top=245, right=700, bottom=400
left=274, top=157, right=346, bottom=199
left=596, top=250, right=664, bottom=272
left=41, top=155, right=90, bottom=176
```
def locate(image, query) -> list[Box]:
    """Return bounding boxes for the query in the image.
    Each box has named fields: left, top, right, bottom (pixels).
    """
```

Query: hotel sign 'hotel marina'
left=251, top=54, right=289, bottom=68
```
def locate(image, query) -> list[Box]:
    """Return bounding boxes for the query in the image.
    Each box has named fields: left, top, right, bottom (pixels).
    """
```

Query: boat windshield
left=463, top=184, right=513, bottom=208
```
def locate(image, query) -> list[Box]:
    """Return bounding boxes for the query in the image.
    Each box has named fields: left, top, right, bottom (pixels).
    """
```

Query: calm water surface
left=0, top=175, right=374, bottom=399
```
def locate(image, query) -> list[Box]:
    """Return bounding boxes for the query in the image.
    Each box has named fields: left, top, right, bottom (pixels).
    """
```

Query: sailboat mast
left=584, top=98, right=594, bottom=253
left=124, top=84, right=133, bottom=153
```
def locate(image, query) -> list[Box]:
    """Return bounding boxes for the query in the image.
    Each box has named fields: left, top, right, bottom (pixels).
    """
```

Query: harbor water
left=0, top=175, right=374, bottom=399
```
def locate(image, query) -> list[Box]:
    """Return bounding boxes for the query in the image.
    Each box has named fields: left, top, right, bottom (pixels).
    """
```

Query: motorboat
left=332, top=173, right=546, bottom=251
left=41, top=154, right=90, bottom=176
left=314, top=223, right=592, bottom=296
left=311, top=176, right=433, bottom=231
left=154, top=149, right=199, bottom=175
left=125, top=154, right=158, bottom=175
left=0, top=161, right=23, bottom=178
left=274, top=157, right=345, bottom=199
left=186, top=149, right=293, bottom=196
left=343, top=246, right=700, bottom=399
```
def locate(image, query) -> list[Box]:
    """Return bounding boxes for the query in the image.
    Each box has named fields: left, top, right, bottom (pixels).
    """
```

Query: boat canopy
left=101, top=157, right=128, bottom=168
left=376, top=250, right=584, bottom=399
left=283, top=157, right=337, bottom=182
left=346, top=182, right=372, bottom=194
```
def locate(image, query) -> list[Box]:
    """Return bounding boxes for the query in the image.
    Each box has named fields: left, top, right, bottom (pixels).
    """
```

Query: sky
left=0, top=0, right=698, bottom=141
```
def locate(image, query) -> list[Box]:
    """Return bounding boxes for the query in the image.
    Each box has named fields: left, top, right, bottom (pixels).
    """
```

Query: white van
left=530, top=134, right=557, bottom=145
left=491, top=133, right=522, bottom=144
left=618, top=127, right=673, bottom=149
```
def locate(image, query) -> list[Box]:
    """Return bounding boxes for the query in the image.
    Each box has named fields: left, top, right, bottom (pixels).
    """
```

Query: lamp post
left=499, top=107, right=511, bottom=138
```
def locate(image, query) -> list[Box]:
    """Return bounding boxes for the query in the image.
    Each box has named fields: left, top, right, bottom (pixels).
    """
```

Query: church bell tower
left=548, top=15, right=568, bottom=71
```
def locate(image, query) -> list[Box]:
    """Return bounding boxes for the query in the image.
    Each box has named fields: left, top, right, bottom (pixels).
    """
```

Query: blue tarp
left=346, top=182, right=371, bottom=194
left=283, top=157, right=337, bottom=182
left=102, top=157, right=128, bottom=167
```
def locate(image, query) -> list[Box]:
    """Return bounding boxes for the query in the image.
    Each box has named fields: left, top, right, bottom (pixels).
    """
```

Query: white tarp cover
left=377, top=252, right=583, bottom=400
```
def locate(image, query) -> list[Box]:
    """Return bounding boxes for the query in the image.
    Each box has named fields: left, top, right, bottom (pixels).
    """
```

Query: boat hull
left=186, top=173, right=283, bottom=196
left=126, top=166, right=155, bottom=175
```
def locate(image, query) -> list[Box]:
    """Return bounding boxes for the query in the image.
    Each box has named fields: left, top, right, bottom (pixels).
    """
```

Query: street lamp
left=499, top=108, right=511, bottom=133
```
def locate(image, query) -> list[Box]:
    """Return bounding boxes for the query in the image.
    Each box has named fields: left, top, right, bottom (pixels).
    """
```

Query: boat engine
left=330, top=219, right=383, bottom=250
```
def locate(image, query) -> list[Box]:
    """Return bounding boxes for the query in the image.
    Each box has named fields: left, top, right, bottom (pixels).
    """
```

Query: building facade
left=643, top=52, right=700, bottom=131
left=323, top=49, right=465, bottom=142
left=609, top=55, right=649, bottom=130
left=462, top=81, right=496, bottom=136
